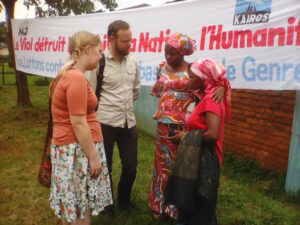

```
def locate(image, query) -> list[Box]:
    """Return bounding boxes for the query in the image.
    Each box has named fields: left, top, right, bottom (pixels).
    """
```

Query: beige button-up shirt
left=86, top=48, right=140, bottom=128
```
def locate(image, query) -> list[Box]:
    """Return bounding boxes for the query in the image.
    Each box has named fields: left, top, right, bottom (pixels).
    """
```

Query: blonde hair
left=58, top=31, right=101, bottom=78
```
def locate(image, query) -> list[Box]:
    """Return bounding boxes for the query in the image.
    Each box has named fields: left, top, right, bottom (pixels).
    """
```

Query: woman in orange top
left=50, top=31, right=112, bottom=225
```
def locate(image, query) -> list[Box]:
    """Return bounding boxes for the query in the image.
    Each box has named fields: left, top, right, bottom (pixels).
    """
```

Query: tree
left=1, top=0, right=31, bottom=107
left=25, top=0, right=118, bottom=17
left=0, top=0, right=117, bottom=107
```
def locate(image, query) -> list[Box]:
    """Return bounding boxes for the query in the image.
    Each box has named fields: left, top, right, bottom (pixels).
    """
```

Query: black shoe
left=118, top=201, right=139, bottom=212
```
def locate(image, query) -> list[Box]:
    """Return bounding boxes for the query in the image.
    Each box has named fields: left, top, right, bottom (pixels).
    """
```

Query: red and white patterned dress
left=149, top=62, right=193, bottom=219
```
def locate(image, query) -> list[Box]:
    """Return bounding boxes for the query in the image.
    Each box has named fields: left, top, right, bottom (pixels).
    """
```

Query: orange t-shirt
left=51, top=69, right=103, bottom=145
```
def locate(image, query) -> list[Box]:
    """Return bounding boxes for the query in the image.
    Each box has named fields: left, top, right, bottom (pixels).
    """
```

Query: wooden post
left=1, top=59, right=4, bottom=85
left=285, top=91, right=300, bottom=194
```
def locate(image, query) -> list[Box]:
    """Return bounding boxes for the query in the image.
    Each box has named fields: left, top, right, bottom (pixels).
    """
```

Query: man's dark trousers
left=101, top=123, right=138, bottom=206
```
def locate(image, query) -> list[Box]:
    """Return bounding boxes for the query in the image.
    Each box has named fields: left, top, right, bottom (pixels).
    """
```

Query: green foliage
left=33, top=77, right=51, bottom=86
left=0, top=22, right=7, bottom=43
left=24, top=0, right=118, bottom=17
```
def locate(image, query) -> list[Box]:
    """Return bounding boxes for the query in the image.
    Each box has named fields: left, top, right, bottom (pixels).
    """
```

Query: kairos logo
left=233, top=0, right=272, bottom=26
left=18, top=21, right=29, bottom=36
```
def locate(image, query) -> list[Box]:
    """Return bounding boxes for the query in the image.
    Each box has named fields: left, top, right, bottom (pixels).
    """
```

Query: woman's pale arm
left=203, top=112, right=221, bottom=142
left=70, top=115, right=102, bottom=178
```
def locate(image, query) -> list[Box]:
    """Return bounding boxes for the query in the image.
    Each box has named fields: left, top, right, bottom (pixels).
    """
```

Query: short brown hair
left=107, top=20, right=130, bottom=37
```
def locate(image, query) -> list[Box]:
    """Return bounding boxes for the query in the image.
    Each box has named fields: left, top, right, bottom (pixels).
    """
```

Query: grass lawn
left=0, top=73, right=299, bottom=225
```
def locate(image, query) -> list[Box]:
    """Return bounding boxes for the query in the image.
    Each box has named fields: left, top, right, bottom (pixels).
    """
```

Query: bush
left=34, top=77, right=50, bottom=86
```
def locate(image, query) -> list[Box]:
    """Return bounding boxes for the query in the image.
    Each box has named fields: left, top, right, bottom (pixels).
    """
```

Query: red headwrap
left=191, top=58, right=231, bottom=120
left=166, top=32, right=194, bottom=56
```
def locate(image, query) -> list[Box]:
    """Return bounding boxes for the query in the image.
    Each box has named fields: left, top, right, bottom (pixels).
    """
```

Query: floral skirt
left=149, top=122, right=185, bottom=220
left=50, top=142, right=113, bottom=222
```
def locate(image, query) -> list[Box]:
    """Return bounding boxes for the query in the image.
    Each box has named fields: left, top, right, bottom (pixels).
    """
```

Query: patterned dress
left=50, top=142, right=113, bottom=222
left=149, top=62, right=193, bottom=219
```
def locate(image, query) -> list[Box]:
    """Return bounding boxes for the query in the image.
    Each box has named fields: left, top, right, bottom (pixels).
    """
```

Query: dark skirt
left=164, top=129, right=220, bottom=225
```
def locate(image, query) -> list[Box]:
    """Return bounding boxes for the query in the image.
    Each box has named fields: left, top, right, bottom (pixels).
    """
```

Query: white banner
left=11, top=0, right=300, bottom=90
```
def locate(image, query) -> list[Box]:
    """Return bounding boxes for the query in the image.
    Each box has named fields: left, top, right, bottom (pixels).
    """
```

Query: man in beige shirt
left=88, top=20, right=140, bottom=213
